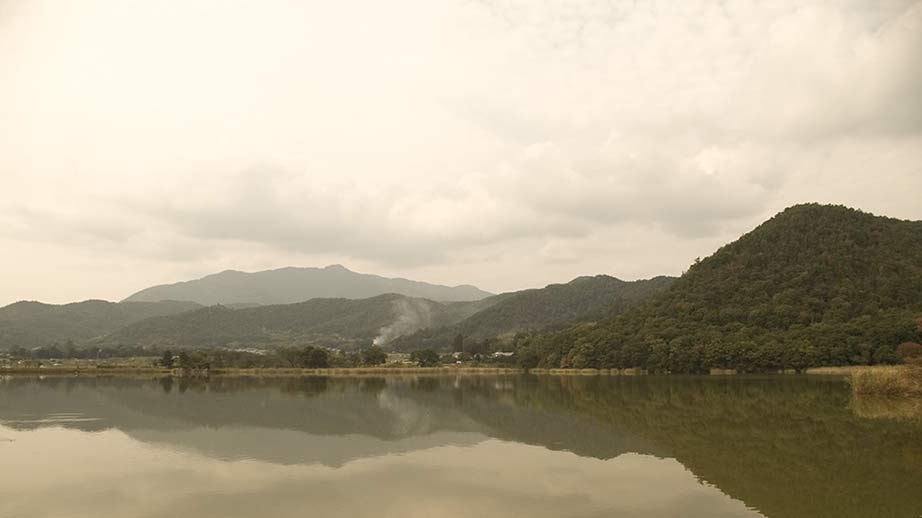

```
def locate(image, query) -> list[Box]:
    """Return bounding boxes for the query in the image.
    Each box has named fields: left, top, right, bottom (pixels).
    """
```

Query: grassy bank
left=849, top=365, right=922, bottom=398
left=806, top=366, right=883, bottom=376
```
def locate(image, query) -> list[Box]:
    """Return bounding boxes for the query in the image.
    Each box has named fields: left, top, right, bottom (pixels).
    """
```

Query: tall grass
left=849, top=364, right=922, bottom=398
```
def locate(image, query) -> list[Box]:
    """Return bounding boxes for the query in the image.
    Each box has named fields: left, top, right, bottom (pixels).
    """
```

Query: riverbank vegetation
left=850, top=364, right=922, bottom=398
left=1, top=344, right=512, bottom=372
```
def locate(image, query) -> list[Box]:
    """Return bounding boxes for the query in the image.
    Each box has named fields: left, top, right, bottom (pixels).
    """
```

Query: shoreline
left=0, top=366, right=523, bottom=376
left=0, top=364, right=893, bottom=377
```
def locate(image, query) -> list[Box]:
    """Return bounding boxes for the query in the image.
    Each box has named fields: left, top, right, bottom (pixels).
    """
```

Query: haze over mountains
left=0, top=264, right=671, bottom=351
left=103, top=276, right=673, bottom=350
left=0, top=300, right=201, bottom=350
left=104, top=294, right=474, bottom=350
left=123, top=264, right=492, bottom=305
left=2, top=203, right=921, bottom=366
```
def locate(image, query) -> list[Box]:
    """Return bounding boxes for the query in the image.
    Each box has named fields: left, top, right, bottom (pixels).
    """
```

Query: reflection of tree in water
left=279, top=376, right=330, bottom=397
left=3, top=374, right=921, bottom=518
left=410, top=377, right=440, bottom=393
left=359, top=377, right=387, bottom=394
left=159, top=376, right=173, bottom=394
left=508, top=375, right=922, bottom=518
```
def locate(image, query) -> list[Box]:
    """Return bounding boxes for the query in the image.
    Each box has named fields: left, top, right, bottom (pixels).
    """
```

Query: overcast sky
left=1, top=0, right=921, bottom=305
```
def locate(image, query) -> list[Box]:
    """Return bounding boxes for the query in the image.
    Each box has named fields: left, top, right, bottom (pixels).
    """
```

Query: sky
left=1, top=0, right=921, bottom=305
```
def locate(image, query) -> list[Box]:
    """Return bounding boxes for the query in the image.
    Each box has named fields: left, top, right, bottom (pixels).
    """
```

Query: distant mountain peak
left=122, top=265, right=492, bottom=305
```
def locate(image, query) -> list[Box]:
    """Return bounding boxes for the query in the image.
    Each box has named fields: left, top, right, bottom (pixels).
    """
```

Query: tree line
left=154, top=345, right=392, bottom=370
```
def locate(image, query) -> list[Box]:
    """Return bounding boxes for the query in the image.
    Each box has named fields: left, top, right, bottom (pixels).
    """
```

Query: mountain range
left=2, top=203, right=921, bottom=369
left=101, top=274, right=672, bottom=350
left=0, top=267, right=669, bottom=351
left=122, top=264, right=492, bottom=305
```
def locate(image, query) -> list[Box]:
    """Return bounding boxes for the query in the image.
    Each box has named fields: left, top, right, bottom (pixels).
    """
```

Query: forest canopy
left=518, top=204, right=922, bottom=372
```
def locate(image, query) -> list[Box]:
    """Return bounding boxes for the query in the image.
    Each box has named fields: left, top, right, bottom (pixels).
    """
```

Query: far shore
left=0, top=365, right=523, bottom=376
left=0, top=364, right=898, bottom=377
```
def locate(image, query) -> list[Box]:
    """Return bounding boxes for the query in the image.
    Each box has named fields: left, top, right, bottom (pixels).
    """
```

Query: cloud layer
left=1, top=0, right=921, bottom=304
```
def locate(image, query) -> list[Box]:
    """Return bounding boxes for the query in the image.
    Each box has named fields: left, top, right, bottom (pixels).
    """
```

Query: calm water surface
left=1, top=374, right=921, bottom=518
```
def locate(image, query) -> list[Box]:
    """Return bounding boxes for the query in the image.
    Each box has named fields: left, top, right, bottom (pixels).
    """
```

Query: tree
left=160, top=350, right=174, bottom=369
left=409, top=349, right=440, bottom=367
left=63, top=339, right=76, bottom=358
left=517, top=349, right=540, bottom=371
left=361, top=346, right=387, bottom=366
left=279, top=347, right=302, bottom=368
left=304, top=347, right=330, bottom=368
left=783, top=341, right=817, bottom=373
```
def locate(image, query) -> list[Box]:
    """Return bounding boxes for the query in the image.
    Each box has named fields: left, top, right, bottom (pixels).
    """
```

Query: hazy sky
left=1, top=0, right=921, bottom=305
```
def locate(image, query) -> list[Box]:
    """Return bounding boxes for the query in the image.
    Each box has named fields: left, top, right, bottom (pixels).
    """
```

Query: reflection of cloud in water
left=376, top=389, right=432, bottom=437
left=3, top=375, right=921, bottom=518
left=0, top=425, right=762, bottom=518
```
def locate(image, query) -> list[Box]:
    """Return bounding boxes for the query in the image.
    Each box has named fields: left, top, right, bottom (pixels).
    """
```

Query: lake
left=1, top=374, right=921, bottom=518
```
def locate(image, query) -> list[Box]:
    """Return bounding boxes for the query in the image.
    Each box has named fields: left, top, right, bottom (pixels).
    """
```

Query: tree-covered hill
left=0, top=300, right=202, bottom=350
left=101, top=274, right=673, bottom=352
left=390, top=275, right=675, bottom=351
left=102, top=294, right=488, bottom=350
left=523, top=204, right=922, bottom=371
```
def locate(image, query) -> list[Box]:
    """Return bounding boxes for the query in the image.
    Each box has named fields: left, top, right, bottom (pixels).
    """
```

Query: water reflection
left=1, top=375, right=920, bottom=518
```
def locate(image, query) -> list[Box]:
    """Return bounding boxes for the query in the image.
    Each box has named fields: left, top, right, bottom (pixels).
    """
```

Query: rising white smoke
left=373, top=298, right=434, bottom=346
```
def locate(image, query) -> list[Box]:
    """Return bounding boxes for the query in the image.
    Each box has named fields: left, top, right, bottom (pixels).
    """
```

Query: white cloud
left=0, top=0, right=920, bottom=304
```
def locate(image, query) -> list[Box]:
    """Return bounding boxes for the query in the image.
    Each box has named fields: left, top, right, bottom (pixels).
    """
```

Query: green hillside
left=390, top=275, right=674, bottom=351
left=0, top=300, right=201, bottom=350
left=522, top=204, right=922, bottom=371
left=103, top=294, right=489, bottom=350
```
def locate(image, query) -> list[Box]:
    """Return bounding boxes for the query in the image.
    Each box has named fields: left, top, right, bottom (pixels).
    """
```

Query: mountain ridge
left=390, top=274, right=675, bottom=351
left=123, top=264, right=492, bottom=305
left=103, top=293, right=491, bottom=350
left=0, top=299, right=203, bottom=350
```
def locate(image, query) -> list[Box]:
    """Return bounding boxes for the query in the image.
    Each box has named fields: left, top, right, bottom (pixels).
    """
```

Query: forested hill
left=390, top=275, right=675, bottom=351
left=123, top=264, right=492, bottom=305
left=102, top=294, right=488, bottom=350
left=0, top=300, right=202, bottom=350
left=522, top=204, right=922, bottom=371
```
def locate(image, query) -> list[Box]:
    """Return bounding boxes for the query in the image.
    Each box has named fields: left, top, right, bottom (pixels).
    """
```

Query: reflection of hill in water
left=2, top=374, right=922, bottom=518
left=0, top=376, right=646, bottom=466
left=516, top=375, right=922, bottom=518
